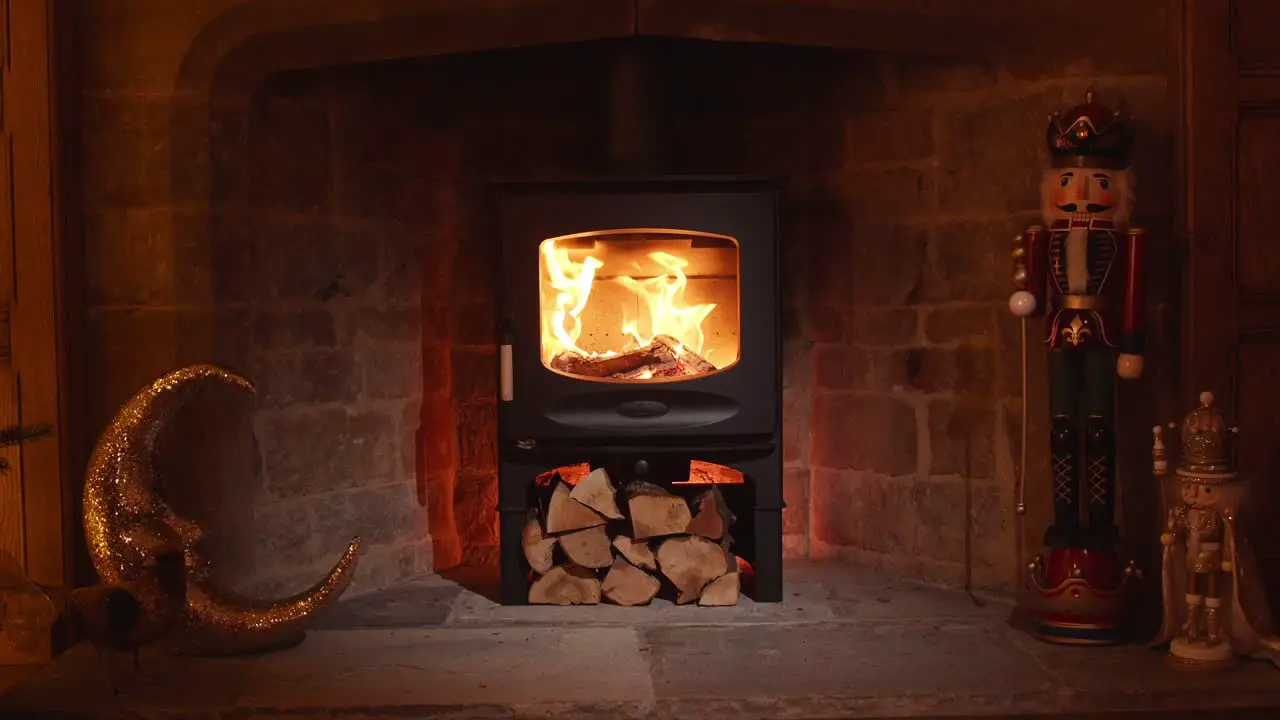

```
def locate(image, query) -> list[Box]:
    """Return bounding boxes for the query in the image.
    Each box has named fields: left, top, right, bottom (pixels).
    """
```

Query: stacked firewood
left=523, top=467, right=740, bottom=606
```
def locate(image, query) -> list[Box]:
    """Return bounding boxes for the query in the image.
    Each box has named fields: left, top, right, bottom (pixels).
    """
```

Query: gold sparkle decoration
left=83, top=364, right=360, bottom=657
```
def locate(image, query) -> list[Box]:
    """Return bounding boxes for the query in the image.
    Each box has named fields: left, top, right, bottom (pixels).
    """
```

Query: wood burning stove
left=494, top=177, right=783, bottom=605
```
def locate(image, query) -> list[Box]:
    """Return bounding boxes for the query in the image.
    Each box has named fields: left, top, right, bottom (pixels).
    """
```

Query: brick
left=810, top=470, right=916, bottom=553
left=421, top=345, right=452, bottom=398
left=809, top=224, right=926, bottom=307
left=454, top=300, right=496, bottom=346
left=259, top=408, right=351, bottom=498
left=85, top=210, right=209, bottom=307
left=884, top=55, right=998, bottom=102
left=347, top=308, right=421, bottom=345
left=452, top=347, right=497, bottom=404
left=903, top=347, right=996, bottom=395
left=340, top=411, right=400, bottom=485
left=782, top=388, right=809, bottom=465
left=330, top=75, right=440, bottom=170
left=255, top=218, right=381, bottom=303
left=807, top=306, right=845, bottom=343
left=457, top=404, right=497, bottom=473
left=81, top=97, right=172, bottom=208
left=340, top=164, right=440, bottom=224
left=359, top=345, right=422, bottom=401
left=922, top=220, right=1012, bottom=303
left=841, top=168, right=935, bottom=221
left=253, top=348, right=359, bottom=407
left=996, top=311, right=1026, bottom=399
left=781, top=337, right=811, bottom=390
left=402, top=401, right=422, bottom=480
left=909, top=480, right=966, bottom=563
left=246, top=74, right=333, bottom=213
left=783, top=466, right=810, bottom=536
left=847, top=308, right=918, bottom=346
left=210, top=216, right=266, bottom=305
left=211, top=310, right=256, bottom=376
left=384, top=227, right=426, bottom=306
left=936, top=90, right=1059, bottom=215
left=924, top=307, right=993, bottom=346
left=842, top=110, right=935, bottom=165
left=454, top=472, right=499, bottom=552
left=251, top=500, right=314, bottom=575
left=420, top=396, right=457, bottom=476
left=813, top=345, right=871, bottom=391
left=928, top=400, right=997, bottom=478
left=811, top=393, right=917, bottom=475
left=253, top=309, right=337, bottom=349
left=326, top=483, right=415, bottom=549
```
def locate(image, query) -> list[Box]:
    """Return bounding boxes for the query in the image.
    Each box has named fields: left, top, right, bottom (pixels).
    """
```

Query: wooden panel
left=1235, top=111, right=1280, bottom=296
left=1234, top=0, right=1280, bottom=73
left=1236, top=338, right=1280, bottom=557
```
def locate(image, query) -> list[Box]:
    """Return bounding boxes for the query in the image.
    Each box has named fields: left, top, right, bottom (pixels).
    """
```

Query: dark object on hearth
left=1010, top=90, right=1145, bottom=645
left=68, top=547, right=187, bottom=693
left=494, top=177, right=784, bottom=607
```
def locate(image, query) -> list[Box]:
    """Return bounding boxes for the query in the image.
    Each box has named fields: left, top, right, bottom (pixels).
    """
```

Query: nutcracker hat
left=1046, top=89, right=1133, bottom=170
left=1174, top=391, right=1239, bottom=484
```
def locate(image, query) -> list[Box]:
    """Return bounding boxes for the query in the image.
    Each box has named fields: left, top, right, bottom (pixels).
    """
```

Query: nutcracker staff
left=1010, top=90, right=1142, bottom=645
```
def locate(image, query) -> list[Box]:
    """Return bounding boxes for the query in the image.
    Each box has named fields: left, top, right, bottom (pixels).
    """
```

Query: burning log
left=558, top=525, right=613, bottom=569
left=625, top=481, right=692, bottom=540
left=528, top=564, right=602, bottom=605
left=549, top=335, right=717, bottom=380
left=612, top=533, right=657, bottom=571
left=521, top=510, right=557, bottom=574
left=655, top=535, right=734, bottom=605
left=544, top=481, right=607, bottom=534
left=570, top=467, right=623, bottom=520
left=687, top=487, right=735, bottom=542
left=602, top=558, right=661, bottom=606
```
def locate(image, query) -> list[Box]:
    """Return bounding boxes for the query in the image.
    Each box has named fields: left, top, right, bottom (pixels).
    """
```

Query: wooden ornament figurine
left=1151, top=392, right=1280, bottom=671
left=1011, top=90, right=1142, bottom=644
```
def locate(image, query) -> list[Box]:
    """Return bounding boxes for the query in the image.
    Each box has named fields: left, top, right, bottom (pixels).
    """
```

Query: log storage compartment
left=496, top=178, right=782, bottom=605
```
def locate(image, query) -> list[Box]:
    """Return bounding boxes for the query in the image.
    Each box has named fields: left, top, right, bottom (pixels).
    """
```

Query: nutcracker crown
left=1046, top=89, right=1132, bottom=170
left=1174, top=391, right=1239, bottom=483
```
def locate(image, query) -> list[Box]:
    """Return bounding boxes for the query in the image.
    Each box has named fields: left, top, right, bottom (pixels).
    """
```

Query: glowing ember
left=538, top=231, right=739, bottom=381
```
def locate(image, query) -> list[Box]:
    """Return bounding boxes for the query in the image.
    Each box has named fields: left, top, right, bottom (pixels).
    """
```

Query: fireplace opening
left=539, top=229, right=741, bottom=382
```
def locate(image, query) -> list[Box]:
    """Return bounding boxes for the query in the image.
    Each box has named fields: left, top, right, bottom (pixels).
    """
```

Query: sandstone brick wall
left=77, top=2, right=1176, bottom=597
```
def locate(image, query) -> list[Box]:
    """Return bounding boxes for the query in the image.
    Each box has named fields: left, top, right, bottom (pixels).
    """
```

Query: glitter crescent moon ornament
left=83, top=364, right=360, bottom=656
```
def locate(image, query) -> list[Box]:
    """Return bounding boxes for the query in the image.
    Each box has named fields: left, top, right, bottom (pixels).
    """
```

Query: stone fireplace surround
left=77, top=0, right=1176, bottom=599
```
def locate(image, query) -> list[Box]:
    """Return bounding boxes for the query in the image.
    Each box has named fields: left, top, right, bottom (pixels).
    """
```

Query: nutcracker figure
left=1151, top=392, right=1280, bottom=671
left=1011, top=91, right=1142, bottom=644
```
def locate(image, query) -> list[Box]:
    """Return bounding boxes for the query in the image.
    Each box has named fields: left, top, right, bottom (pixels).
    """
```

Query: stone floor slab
left=644, top=620, right=1052, bottom=703
left=240, top=627, right=655, bottom=709
left=313, top=580, right=461, bottom=629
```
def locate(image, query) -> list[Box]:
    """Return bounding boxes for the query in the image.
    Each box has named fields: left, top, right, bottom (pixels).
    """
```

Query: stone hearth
left=76, top=0, right=1178, bottom=601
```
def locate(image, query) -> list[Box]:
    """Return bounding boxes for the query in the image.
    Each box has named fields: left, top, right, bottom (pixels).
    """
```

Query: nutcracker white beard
left=1040, top=167, right=1135, bottom=226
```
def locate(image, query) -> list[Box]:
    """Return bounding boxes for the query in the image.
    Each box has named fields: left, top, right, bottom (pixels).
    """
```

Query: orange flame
left=539, top=235, right=723, bottom=368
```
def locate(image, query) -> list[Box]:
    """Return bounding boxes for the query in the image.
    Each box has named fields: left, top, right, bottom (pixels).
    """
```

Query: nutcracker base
left=1023, top=546, right=1140, bottom=646
left=1166, top=638, right=1237, bottom=672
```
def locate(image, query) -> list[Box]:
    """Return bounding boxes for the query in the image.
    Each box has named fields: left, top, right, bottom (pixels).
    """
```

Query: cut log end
left=602, top=558, right=662, bottom=606
left=545, top=481, right=607, bottom=534
left=625, top=481, right=692, bottom=540
left=558, top=524, right=613, bottom=569
left=612, top=534, right=657, bottom=571
left=698, top=570, right=740, bottom=606
left=656, top=535, right=733, bottom=605
left=570, top=467, right=623, bottom=520
left=521, top=510, right=556, bottom=574
left=687, top=487, right=735, bottom=541
left=528, top=564, right=602, bottom=605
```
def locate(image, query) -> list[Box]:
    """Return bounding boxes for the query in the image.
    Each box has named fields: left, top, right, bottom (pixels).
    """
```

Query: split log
left=528, top=564, right=601, bottom=605
left=558, top=524, right=613, bottom=569
left=549, top=334, right=717, bottom=380
left=625, top=481, right=692, bottom=540
left=687, top=487, right=735, bottom=541
left=521, top=510, right=556, bottom=574
left=698, top=569, right=740, bottom=607
left=570, top=467, right=623, bottom=519
left=601, top=558, right=661, bottom=606
left=545, top=481, right=606, bottom=534
left=611, top=534, right=657, bottom=571
left=656, top=535, right=733, bottom=604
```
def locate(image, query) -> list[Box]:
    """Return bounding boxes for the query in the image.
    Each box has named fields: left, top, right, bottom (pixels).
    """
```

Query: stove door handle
left=500, top=343, right=513, bottom=402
